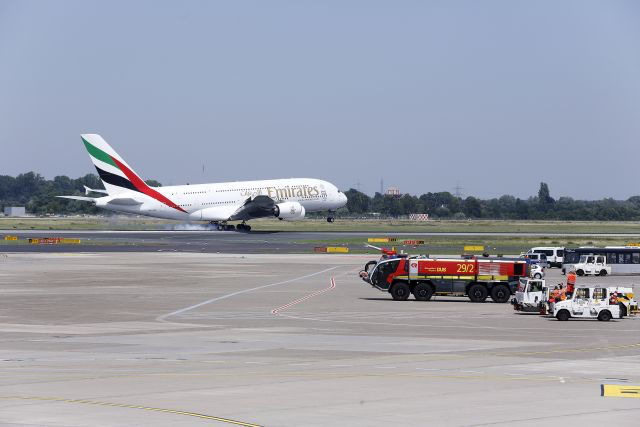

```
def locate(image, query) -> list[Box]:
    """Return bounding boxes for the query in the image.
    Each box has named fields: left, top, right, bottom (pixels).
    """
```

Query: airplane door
left=195, top=191, right=204, bottom=220
left=187, top=189, right=207, bottom=220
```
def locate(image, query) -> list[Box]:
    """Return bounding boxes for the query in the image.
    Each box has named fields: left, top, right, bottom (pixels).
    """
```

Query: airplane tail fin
left=81, top=134, right=151, bottom=196
left=80, top=134, right=186, bottom=213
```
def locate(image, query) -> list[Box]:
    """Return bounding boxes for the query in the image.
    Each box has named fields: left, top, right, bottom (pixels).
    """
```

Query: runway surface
left=3, top=229, right=640, bottom=254
left=1, top=253, right=639, bottom=426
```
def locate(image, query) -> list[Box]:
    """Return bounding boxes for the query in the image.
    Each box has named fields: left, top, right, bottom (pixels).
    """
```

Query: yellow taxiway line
left=0, top=396, right=262, bottom=426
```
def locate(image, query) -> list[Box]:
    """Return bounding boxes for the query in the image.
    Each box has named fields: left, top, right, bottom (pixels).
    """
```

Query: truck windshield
left=529, top=281, right=543, bottom=292
left=364, top=261, right=377, bottom=274
left=371, top=260, right=400, bottom=287
left=518, top=279, right=527, bottom=292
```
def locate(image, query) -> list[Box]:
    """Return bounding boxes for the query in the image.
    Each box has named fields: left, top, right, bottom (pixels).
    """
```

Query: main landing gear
left=327, top=211, right=335, bottom=223
left=209, top=221, right=251, bottom=232
left=237, top=222, right=251, bottom=232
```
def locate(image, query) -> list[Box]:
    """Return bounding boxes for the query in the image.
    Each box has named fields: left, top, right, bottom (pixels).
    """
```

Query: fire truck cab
left=360, top=255, right=529, bottom=303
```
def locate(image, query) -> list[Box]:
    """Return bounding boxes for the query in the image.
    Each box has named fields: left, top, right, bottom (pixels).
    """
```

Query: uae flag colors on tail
left=81, top=134, right=186, bottom=213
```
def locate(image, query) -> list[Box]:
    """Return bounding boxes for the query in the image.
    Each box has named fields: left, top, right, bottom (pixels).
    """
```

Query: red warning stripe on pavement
left=271, top=277, right=336, bottom=315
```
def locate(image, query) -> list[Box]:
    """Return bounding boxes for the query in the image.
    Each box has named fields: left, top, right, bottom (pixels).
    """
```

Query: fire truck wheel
left=576, top=269, right=584, bottom=276
left=390, top=283, right=411, bottom=301
left=599, top=270, right=607, bottom=276
left=556, top=310, right=570, bottom=321
left=490, top=284, right=510, bottom=303
left=468, top=284, right=488, bottom=303
left=413, top=283, right=433, bottom=301
left=598, top=310, right=612, bottom=322
left=618, top=303, right=627, bottom=318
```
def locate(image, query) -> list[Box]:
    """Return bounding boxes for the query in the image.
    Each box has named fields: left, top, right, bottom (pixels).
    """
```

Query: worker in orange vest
left=566, top=269, right=577, bottom=297
left=557, top=284, right=566, bottom=301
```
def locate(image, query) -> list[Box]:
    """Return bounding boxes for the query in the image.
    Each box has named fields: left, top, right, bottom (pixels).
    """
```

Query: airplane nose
left=339, top=192, right=347, bottom=205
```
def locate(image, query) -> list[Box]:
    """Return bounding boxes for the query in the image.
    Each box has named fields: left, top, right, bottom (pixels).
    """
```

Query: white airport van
left=523, top=253, right=549, bottom=269
left=527, top=247, right=564, bottom=268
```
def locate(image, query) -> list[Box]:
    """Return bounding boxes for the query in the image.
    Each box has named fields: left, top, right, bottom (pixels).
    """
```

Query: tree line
left=345, top=183, right=640, bottom=221
left=0, top=172, right=160, bottom=215
left=2, top=172, right=639, bottom=220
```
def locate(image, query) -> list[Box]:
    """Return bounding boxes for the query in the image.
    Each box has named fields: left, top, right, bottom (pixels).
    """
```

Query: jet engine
left=273, top=201, right=306, bottom=221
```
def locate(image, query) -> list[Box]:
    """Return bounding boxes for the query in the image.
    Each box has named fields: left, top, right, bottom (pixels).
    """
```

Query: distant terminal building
left=385, top=186, right=401, bottom=198
left=409, top=213, right=430, bottom=221
left=3, top=207, right=26, bottom=217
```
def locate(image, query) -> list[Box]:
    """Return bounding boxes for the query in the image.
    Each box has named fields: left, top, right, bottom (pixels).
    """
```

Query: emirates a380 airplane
left=59, top=134, right=347, bottom=231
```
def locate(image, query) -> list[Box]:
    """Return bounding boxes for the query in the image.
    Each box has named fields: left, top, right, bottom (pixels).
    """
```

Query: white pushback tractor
left=512, top=278, right=547, bottom=312
left=551, top=286, right=621, bottom=321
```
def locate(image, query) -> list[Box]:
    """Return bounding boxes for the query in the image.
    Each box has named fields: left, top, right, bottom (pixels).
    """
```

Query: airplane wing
left=229, top=195, right=276, bottom=221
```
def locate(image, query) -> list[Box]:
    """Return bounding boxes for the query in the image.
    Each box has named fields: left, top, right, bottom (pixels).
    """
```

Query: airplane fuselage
left=61, top=134, right=348, bottom=226
left=94, top=177, right=346, bottom=221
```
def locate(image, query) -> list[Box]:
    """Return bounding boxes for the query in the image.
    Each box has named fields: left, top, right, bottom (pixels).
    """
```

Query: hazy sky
left=1, top=1, right=639, bottom=200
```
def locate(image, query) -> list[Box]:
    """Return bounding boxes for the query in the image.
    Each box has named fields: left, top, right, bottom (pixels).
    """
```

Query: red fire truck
left=359, top=254, right=529, bottom=303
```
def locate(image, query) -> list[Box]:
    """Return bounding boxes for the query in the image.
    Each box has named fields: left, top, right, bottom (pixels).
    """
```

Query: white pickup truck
left=573, top=255, right=611, bottom=276
left=552, top=286, right=620, bottom=321
left=522, top=253, right=550, bottom=269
